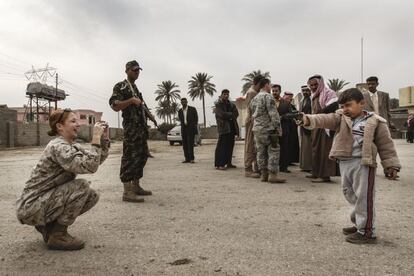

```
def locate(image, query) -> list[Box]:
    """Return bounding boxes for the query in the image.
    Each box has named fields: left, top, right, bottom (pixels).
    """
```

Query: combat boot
left=245, top=168, right=260, bottom=178
left=133, top=180, right=152, bottom=196
left=260, top=170, right=269, bottom=182
left=268, top=172, right=286, bottom=183
left=35, top=221, right=54, bottom=243
left=47, top=223, right=85, bottom=250
left=123, top=182, right=145, bottom=203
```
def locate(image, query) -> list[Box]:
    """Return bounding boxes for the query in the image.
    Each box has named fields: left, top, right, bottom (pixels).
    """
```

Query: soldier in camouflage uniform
left=109, top=60, right=157, bottom=203
left=249, top=78, right=286, bottom=183
left=16, top=109, right=109, bottom=250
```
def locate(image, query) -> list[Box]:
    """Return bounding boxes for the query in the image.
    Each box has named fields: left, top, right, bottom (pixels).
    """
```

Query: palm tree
left=155, top=100, right=170, bottom=123
left=155, top=100, right=180, bottom=124
left=169, top=102, right=179, bottom=123
left=241, top=70, right=271, bottom=95
left=155, top=80, right=181, bottom=123
left=188, top=72, right=216, bottom=127
left=327, top=78, right=350, bottom=93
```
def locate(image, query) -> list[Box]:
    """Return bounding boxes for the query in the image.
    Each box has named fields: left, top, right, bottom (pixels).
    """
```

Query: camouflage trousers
left=254, top=132, right=280, bottom=173
left=17, top=179, right=99, bottom=226
left=120, top=127, right=149, bottom=183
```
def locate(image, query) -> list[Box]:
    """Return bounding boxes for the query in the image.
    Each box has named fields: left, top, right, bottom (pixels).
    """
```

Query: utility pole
left=55, top=73, right=58, bottom=110
left=118, top=112, right=120, bottom=128
left=361, top=37, right=364, bottom=83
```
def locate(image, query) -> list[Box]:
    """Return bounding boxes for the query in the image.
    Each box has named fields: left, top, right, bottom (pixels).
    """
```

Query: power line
left=0, top=62, right=25, bottom=73
left=60, top=78, right=108, bottom=101
left=59, top=83, right=108, bottom=104
left=0, top=51, right=32, bottom=67
left=0, top=71, right=24, bottom=77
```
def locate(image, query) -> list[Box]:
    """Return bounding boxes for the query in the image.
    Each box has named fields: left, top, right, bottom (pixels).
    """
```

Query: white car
left=167, top=125, right=202, bottom=146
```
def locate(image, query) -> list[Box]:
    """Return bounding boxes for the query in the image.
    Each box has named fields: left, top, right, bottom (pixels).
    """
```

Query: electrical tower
left=23, top=64, right=66, bottom=122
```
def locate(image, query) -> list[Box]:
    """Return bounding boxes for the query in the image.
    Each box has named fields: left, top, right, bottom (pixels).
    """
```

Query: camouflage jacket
left=250, top=91, right=281, bottom=134
left=16, top=137, right=109, bottom=222
left=109, top=79, right=155, bottom=129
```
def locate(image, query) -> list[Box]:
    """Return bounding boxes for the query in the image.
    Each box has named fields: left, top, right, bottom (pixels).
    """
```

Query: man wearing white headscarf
left=307, top=75, right=340, bottom=182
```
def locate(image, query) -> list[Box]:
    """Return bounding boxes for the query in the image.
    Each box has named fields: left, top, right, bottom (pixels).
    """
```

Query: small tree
left=390, top=98, right=399, bottom=109
left=155, top=80, right=181, bottom=123
left=155, top=100, right=170, bottom=123
left=241, top=70, right=271, bottom=95
left=157, top=122, right=176, bottom=135
left=188, top=72, right=216, bottom=127
left=327, top=78, right=350, bottom=93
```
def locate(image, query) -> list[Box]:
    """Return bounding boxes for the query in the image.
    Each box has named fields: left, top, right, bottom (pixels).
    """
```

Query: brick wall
left=76, top=125, right=93, bottom=142
left=0, top=107, right=17, bottom=148
left=15, top=122, right=53, bottom=147
left=13, top=123, right=125, bottom=146
left=109, top=128, right=123, bottom=140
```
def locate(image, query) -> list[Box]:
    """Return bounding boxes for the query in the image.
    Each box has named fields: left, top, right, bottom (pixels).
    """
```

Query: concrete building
left=72, top=109, right=103, bottom=125
left=399, top=86, right=414, bottom=114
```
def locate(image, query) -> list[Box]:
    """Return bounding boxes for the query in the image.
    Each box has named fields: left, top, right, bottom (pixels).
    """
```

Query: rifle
left=281, top=111, right=304, bottom=122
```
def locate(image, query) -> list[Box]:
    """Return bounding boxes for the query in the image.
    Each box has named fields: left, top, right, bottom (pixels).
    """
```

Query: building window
left=80, top=114, right=87, bottom=120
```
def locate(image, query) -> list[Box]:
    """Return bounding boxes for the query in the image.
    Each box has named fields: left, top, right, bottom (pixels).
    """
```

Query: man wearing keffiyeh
left=307, top=75, right=340, bottom=182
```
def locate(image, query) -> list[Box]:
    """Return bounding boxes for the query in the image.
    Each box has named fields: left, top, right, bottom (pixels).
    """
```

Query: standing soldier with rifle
left=109, top=60, right=157, bottom=203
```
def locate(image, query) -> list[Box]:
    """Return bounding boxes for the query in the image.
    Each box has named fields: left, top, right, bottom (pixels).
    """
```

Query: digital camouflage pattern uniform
left=250, top=91, right=282, bottom=173
left=16, top=137, right=109, bottom=227
left=109, top=79, right=154, bottom=183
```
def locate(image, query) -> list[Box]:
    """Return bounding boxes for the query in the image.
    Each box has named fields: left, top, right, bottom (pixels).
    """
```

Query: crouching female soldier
left=16, top=109, right=110, bottom=250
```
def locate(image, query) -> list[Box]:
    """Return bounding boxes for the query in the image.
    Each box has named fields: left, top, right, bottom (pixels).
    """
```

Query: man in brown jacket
left=363, top=76, right=394, bottom=129
left=300, top=88, right=401, bottom=244
left=244, top=75, right=264, bottom=178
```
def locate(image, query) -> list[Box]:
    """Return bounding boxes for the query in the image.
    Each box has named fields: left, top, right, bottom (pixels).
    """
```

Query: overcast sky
left=1, top=0, right=413, bottom=127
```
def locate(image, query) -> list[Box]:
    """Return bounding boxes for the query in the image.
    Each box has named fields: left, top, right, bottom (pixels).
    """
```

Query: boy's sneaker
left=345, top=232, right=377, bottom=244
left=342, top=226, right=357, bottom=235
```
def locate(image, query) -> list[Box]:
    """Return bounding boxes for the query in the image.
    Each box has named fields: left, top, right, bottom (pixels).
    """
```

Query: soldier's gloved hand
left=92, top=122, right=106, bottom=146
left=270, top=134, right=279, bottom=148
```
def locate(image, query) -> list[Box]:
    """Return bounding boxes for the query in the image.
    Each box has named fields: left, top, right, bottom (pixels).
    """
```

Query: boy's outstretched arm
left=301, top=113, right=341, bottom=131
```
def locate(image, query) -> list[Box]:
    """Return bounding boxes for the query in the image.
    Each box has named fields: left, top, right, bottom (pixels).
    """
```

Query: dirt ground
left=0, top=139, right=413, bottom=276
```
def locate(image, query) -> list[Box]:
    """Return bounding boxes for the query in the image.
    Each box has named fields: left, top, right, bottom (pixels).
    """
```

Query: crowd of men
left=15, top=59, right=401, bottom=250
left=104, top=60, right=400, bottom=204
left=174, top=72, right=398, bottom=185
